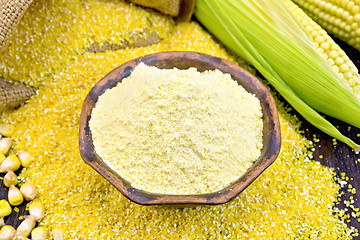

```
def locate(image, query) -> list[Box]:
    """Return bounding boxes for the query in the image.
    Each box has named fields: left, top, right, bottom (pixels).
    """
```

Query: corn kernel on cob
left=195, top=0, right=360, bottom=150
left=0, top=0, right=357, bottom=238
left=293, top=0, right=360, bottom=51
left=283, top=0, right=360, bottom=97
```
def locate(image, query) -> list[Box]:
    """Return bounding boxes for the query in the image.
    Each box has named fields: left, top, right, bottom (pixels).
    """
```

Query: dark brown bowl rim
left=79, top=51, right=281, bottom=206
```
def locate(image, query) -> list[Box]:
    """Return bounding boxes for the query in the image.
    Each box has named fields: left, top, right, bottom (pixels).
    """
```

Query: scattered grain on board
left=0, top=0, right=358, bottom=239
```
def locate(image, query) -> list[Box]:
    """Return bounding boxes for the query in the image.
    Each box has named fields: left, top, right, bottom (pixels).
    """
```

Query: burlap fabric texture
left=0, top=78, right=37, bottom=112
left=129, top=0, right=181, bottom=16
left=0, top=0, right=35, bottom=113
left=0, top=0, right=33, bottom=51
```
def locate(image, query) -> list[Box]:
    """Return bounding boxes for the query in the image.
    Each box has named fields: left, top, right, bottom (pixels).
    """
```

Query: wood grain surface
left=307, top=38, right=360, bottom=235
left=1, top=36, right=359, bottom=237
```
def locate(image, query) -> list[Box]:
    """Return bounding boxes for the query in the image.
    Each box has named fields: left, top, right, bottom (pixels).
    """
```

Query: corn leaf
left=195, top=0, right=360, bottom=150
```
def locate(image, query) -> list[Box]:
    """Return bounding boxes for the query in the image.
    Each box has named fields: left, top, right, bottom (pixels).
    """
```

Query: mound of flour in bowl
left=90, top=63, right=263, bottom=194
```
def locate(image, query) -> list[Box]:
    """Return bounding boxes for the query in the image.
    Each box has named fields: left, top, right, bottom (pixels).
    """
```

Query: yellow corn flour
left=0, top=0, right=358, bottom=239
left=90, top=63, right=263, bottom=194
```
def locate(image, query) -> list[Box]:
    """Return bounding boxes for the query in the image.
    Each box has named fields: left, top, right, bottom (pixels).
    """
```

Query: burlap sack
left=0, top=0, right=33, bottom=51
left=0, top=0, right=34, bottom=113
left=0, top=78, right=37, bottom=112
left=128, top=0, right=195, bottom=21
left=129, top=0, right=181, bottom=16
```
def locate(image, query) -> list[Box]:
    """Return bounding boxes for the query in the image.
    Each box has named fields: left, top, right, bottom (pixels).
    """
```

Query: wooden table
left=306, top=39, right=360, bottom=235
left=1, top=36, right=360, bottom=237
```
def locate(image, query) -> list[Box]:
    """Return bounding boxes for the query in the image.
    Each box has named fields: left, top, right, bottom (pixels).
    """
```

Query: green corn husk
left=195, top=0, right=360, bottom=150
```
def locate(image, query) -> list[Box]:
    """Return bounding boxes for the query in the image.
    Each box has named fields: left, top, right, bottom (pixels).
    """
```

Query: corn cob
left=195, top=0, right=360, bottom=150
left=282, top=0, right=360, bottom=97
left=292, top=0, right=360, bottom=51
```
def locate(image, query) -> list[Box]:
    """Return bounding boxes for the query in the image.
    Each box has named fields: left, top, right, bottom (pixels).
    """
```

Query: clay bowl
left=79, top=51, right=281, bottom=206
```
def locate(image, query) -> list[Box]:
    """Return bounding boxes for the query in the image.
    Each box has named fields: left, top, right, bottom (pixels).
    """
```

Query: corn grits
left=0, top=0, right=357, bottom=239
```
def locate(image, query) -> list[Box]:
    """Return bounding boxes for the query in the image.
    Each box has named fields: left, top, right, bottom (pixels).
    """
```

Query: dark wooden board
left=1, top=169, right=29, bottom=228
left=1, top=36, right=359, bottom=237
left=305, top=114, right=360, bottom=235
left=307, top=37, right=360, bottom=235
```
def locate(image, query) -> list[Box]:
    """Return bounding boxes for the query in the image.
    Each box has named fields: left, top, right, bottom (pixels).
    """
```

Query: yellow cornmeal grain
left=90, top=63, right=263, bottom=194
left=0, top=0, right=357, bottom=239
left=0, top=0, right=173, bottom=88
